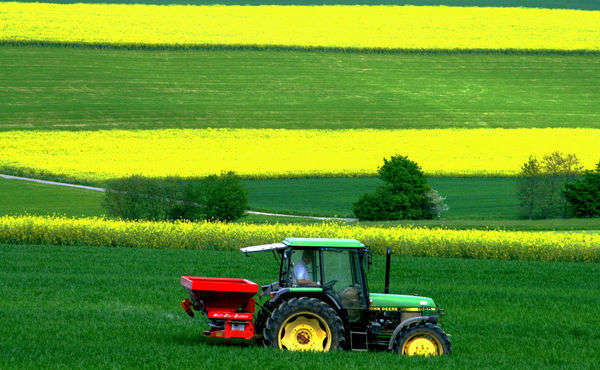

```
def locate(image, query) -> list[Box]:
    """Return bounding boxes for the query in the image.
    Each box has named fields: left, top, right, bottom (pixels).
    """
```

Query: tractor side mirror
left=367, top=251, right=372, bottom=271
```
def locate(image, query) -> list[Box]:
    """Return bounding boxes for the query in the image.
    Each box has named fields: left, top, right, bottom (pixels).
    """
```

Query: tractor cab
left=241, top=238, right=370, bottom=321
left=277, top=238, right=370, bottom=321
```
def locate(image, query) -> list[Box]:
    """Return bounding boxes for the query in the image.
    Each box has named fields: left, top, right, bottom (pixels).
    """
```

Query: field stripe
left=2, top=129, right=599, bottom=178
left=2, top=3, right=599, bottom=50
left=2, top=215, right=598, bottom=262
left=10, top=1, right=600, bottom=11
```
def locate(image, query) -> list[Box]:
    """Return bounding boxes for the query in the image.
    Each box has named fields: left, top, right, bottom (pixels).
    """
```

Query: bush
left=353, top=187, right=411, bottom=221
left=564, top=162, right=600, bottom=217
left=426, top=189, right=449, bottom=218
left=353, top=155, right=441, bottom=220
left=102, top=175, right=172, bottom=221
left=198, top=172, right=248, bottom=222
left=103, top=172, right=248, bottom=222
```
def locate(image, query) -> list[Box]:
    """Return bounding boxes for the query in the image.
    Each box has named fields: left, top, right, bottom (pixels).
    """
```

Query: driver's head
left=302, top=249, right=314, bottom=264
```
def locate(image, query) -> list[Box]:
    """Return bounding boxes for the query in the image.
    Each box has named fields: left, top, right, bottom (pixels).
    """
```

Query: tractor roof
left=283, top=238, right=365, bottom=248
left=240, top=238, right=364, bottom=253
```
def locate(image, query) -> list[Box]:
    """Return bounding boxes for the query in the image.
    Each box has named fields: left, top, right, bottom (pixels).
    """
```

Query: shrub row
left=102, top=173, right=248, bottom=222
left=1, top=216, right=599, bottom=263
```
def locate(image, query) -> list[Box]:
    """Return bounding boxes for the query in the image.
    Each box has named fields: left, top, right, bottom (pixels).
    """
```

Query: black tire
left=263, top=297, right=345, bottom=351
left=395, top=323, right=452, bottom=356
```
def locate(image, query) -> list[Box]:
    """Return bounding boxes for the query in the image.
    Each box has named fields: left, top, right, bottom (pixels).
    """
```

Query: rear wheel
left=396, top=323, right=451, bottom=356
left=263, top=297, right=344, bottom=352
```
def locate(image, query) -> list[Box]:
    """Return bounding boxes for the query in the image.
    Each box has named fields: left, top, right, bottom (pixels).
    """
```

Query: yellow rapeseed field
left=1, top=3, right=599, bottom=50
left=0, top=128, right=599, bottom=179
left=1, top=215, right=598, bottom=262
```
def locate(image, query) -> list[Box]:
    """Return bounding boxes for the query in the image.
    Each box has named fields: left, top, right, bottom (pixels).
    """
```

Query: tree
left=540, top=152, right=583, bottom=218
left=517, top=151, right=583, bottom=219
left=353, top=155, right=444, bottom=220
left=518, top=156, right=542, bottom=219
left=564, top=161, right=600, bottom=217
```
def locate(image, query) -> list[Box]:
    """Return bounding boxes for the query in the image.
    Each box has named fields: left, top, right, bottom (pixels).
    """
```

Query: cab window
left=290, top=249, right=321, bottom=286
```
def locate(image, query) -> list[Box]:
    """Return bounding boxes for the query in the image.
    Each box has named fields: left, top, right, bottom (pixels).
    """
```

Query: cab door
left=320, top=248, right=367, bottom=322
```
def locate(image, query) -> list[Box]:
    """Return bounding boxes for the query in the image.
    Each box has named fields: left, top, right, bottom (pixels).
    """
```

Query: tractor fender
left=387, top=315, right=438, bottom=350
left=270, top=288, right=343, bottom=312
left=321, top=292, right=344, bottom=312
left=269, top=287, right=291, bottom=304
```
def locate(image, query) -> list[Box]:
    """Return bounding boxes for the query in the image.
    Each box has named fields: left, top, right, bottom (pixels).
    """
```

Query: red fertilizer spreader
left=181, top=276, right=258, bottom=340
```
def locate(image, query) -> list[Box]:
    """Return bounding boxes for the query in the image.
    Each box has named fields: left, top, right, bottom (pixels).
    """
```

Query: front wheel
left=263, top=297, right=344, bottom=352
left=396, top=323, right=451, bottom=356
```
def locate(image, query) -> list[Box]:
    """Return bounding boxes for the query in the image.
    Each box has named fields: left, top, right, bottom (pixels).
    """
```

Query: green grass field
left=2, top=46, right=599, bottom=131
left=1, top=244, right=599, bottom=368
left=9, top=0, right=600, bottom=10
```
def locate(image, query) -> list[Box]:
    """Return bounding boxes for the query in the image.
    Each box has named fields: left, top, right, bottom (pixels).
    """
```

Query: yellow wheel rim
left=402, top=335, right=441, bottom=356
left=277, top=311, right=332, bottom=351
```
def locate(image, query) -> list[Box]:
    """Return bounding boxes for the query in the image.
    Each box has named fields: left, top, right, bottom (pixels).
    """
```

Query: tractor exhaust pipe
left=384, top=247, right=391, bottom=294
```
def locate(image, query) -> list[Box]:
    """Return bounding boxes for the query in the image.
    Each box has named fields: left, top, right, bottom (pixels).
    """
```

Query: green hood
left=370, top=293, right=436, bottom=309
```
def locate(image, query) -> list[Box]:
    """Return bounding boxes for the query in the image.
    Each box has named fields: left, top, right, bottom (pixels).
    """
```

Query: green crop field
left=245, top=214, right=600, bottom=231
left=2, top=46, right=599, bottom=131
left=1, top=244, right=599, bottom=368
left=361, top=218, right=600, bottom=231
left=3, top=177, right=600, bottom=231
left=9, top=0, right=600, bottom=10
left=0, top=178, right=105, bottom=218
left=0, top=176, right=519, bottom=219
left=245, top=177, right=520, bottom=218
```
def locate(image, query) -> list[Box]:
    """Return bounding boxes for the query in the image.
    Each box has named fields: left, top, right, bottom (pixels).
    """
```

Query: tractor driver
left=294, top=249, right=318, bottom=286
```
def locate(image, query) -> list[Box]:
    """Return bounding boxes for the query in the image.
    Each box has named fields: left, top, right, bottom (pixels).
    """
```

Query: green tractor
left=181, top=237, right=451, bottom=356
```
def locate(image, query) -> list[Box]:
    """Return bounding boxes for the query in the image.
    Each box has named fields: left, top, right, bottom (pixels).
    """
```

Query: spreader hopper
left=181, top=276, right=258, bottom=339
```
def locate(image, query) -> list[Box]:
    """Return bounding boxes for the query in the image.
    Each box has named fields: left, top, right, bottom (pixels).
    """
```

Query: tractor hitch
left=181, top=299, right=195, bottom=317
